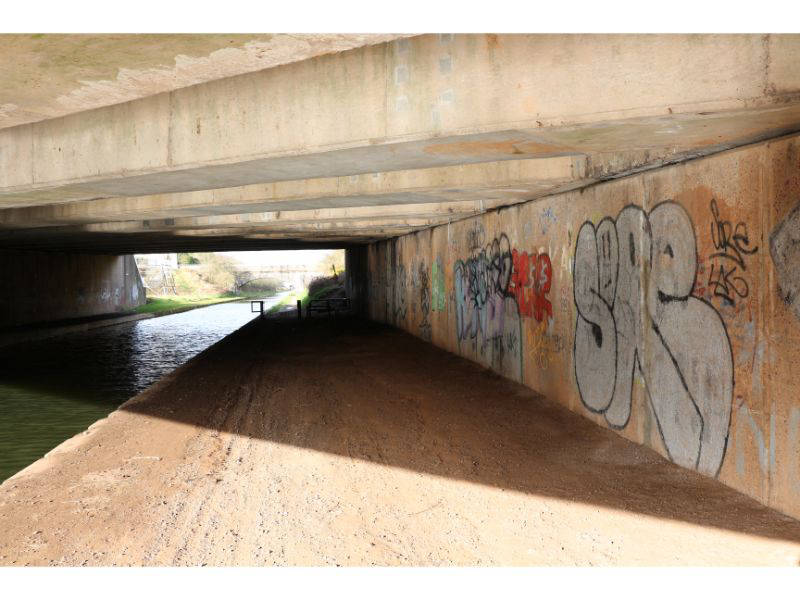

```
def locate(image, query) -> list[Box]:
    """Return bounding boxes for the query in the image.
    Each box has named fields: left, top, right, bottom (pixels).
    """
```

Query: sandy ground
left=1, top=315, right=800, bottom=566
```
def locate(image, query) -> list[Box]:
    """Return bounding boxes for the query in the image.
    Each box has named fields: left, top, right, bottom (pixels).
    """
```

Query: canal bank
left=1, top=316, right=800, bottom=566
left=0, top=294, right=286, bottom=482
left=0, top=293, right=273, bottom=349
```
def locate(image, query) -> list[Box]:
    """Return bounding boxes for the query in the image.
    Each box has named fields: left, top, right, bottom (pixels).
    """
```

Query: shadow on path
left=120, top=315, right=800, bottom=544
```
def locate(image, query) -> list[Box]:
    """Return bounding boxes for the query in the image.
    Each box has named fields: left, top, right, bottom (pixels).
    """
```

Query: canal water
left=0, top=296, right=284, bottom=482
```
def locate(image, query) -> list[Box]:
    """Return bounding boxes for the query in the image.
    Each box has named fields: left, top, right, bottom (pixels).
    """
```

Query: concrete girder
left=0, top=215, right=451, bottom=238
left=0, top=142, right=752, bottom=254
left=0, top=216, right=435, bottom=253
left=0, top=157, right=579, bottom=225
left=0, top=232, right=367, bottom=254
left=1, top=34, right=799, bottom=211
left=22, top=206, right=483, bottom=234
left=0, top=34, right=410, bottom=130
left=165, top=221, right=441, bottom=236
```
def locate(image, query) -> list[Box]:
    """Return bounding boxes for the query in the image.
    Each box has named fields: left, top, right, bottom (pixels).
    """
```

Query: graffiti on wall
left=509, top=249, right=553, bottom=322
left=454, top=233, right=524, bottom=379
left=465, top=222, right=487, bottom=252
left=573, top=201, right=734, bottom=477
left=431, top=256, right=446, bottom=312
left=453, top=226, right=558, bottom=379
left=735, top=401, right=800, bottom=494
left=415, top=258, right=432, bottom=341
left=707, top=199, right=759, bottom=305
left=393, top=263, right=407, bottom=322
left=769, top=200, right=800, bottom=322
left=526, top=319, right=564, bottom=370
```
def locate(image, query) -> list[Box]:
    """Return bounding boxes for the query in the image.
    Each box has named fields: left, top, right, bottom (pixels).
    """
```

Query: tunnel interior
left=2, top=33, right=800, bottom=565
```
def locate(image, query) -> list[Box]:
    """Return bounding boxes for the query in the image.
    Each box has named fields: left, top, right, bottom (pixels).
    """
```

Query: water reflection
left=0, top=296, right=283, bottom=482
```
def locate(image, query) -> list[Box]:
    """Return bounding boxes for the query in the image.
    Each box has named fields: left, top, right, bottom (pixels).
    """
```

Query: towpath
left=2, top=316, right=799, bottom=566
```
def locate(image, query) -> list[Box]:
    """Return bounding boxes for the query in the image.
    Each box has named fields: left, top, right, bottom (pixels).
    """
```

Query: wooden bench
left=306, top=297, right=350, bottom=317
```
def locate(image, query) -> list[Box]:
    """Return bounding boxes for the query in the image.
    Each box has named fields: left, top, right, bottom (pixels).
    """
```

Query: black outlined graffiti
left=465, top=222, right=487, bottom=252
left=454, top=233, right=523, bottom=379
left=431, top=256, right=446, bottom=312
left=416, top=259, right=432, bottom=341
left=708, top=198, right=758, bottom=304
left=573, top=202, right=734, bottom=477
left=394, top=263, right=407, bottom=322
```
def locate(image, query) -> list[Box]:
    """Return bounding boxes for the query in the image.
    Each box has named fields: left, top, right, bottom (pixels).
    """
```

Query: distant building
left=134, top=253, right=178, bottom=268
left=134, top=254, right=178, bottom=295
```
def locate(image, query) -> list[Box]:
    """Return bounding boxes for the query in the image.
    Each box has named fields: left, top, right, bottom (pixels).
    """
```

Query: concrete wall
left=345, top=246, right=369, bottom=315
left=0, top=251, right=145, bottom=328
left=364, top=133, right=800, bottom=520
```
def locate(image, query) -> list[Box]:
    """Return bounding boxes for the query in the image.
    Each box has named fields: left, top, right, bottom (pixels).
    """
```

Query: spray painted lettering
left=708, top=198, right=758, bottom=304
left=573, top=202, right=733, bottom=477
left=509, top=249, right=553, bottom=322
left=431, top=256, right=446, bottom=312
left=416, top=259, right=432, bottom=341
left=526, top=320, right=564, bottom=370
left=454, top=233, right=523, bottom=380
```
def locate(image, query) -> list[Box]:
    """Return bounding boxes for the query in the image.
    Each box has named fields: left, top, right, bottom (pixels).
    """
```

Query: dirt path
left=2, top=316, right=800, bottom=566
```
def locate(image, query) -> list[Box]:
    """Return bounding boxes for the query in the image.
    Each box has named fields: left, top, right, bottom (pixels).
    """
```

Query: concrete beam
left=165, top=221, right=442, bottom=236
left=2, top=34, right=799, bottom=209
left=0, top=233, right=363, bottom=254
left=73, top=211, right=478, bottom=234
left=0, top=157, right=581, bottom=223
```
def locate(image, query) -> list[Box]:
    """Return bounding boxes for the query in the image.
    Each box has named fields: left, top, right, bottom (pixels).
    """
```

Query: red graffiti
left=509, top=249, right=553, bottom=322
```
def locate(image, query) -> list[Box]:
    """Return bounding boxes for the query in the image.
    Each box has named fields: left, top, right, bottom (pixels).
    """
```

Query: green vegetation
left=307, top=272, right=345, bottom=297
left=267, top=290, right=305, bottom=315
left=165, top=254, right=282, bottom=298
left=177, top=252, right=200, bottom=265
left=266, top=282, right=344, bottom=316
left=315, top=249, right=346, bottom=277
left=173, top=253, right=238, bottom=294
left=306, top=284, right=342, bottom=303
left=134, top=294, right=242, bottom=315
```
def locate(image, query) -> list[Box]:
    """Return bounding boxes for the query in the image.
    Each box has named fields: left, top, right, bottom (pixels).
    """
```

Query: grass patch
left=265, top=285, right=344, bottom=316
left=135, top=294, right=248, bottom=315
left=305, top=285, right=342, bottom=304
left=266, top=290, right=306, bottom=315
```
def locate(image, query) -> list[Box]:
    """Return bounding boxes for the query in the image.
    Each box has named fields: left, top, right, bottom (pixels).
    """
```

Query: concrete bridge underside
left=1, top=34, right=799, bottom=253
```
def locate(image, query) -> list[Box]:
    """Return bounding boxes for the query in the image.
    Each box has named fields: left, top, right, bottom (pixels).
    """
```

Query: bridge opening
left=0, top=248, right=348, bottom=483
left=134, top=249, right=344, bottom=307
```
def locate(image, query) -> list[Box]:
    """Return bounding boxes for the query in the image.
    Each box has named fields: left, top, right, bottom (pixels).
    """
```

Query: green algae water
left=0, top=296, right=283, bottom=482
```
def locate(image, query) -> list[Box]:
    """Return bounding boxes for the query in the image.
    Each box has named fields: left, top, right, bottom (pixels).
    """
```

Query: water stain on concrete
left=769, top=200, right=800, bottom=321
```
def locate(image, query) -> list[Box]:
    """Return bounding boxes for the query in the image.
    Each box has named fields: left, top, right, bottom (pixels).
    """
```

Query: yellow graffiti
left=525, top=320, right=563, bottom=370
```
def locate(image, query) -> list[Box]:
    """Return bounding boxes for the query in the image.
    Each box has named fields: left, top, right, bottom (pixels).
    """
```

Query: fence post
left=297, top=300, right=302, bottom=320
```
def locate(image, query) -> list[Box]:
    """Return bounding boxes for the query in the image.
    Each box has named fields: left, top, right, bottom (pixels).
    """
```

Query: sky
left=221, top=250, right=337, bottom=268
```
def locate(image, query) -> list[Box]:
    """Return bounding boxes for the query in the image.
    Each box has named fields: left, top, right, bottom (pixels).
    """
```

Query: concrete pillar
left=345, top=246, right=368, bottom=316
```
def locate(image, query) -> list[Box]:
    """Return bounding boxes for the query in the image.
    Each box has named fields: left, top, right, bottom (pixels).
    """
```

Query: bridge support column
left=0, top=250, right=145, bottom=328
left=345, top=247, right=368, bottom=316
